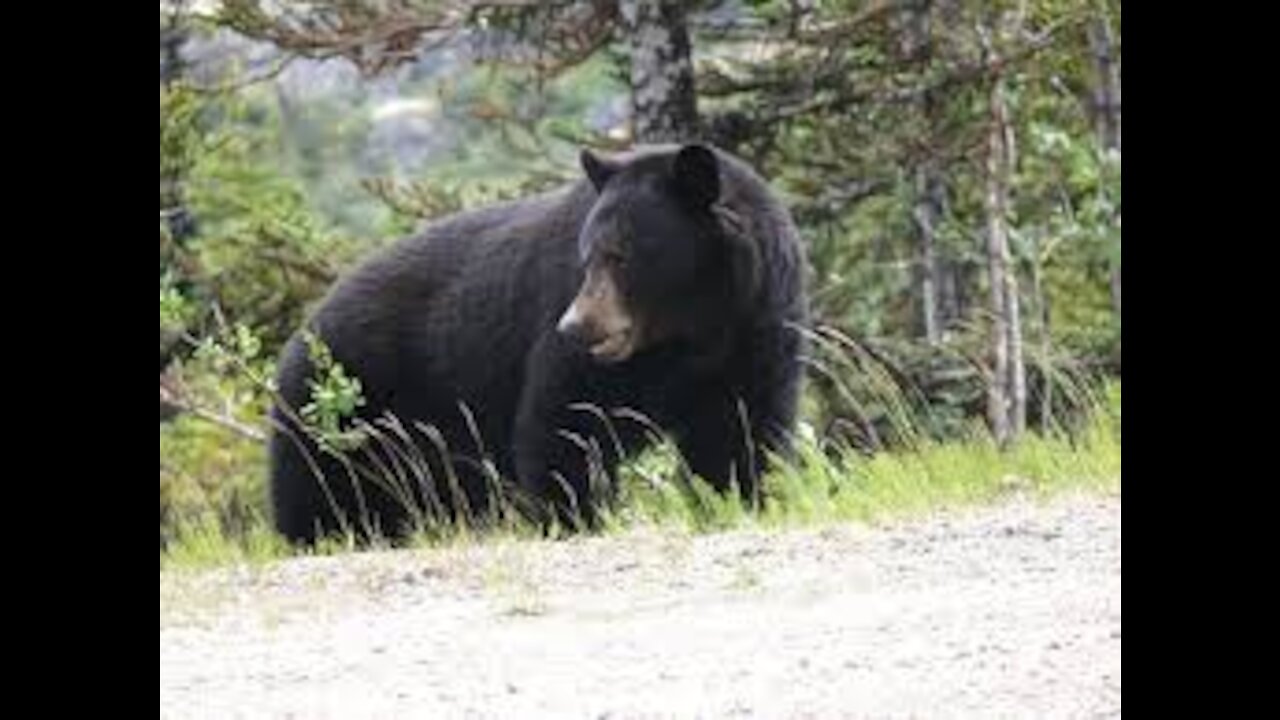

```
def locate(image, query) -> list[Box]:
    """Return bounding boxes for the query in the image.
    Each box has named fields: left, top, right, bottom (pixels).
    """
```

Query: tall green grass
left=603, top=384, right=1119, bottom=534
left=160, top=328, right=1121, bottom=570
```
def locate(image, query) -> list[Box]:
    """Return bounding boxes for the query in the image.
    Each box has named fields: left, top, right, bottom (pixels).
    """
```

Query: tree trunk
left=940, top=253, right=965, bottom=328
left=160, top=3, right=195, bottom=422
left=159, top=5, right=190, bottom=223
left=901, top=1, right=947, bottom=344
left=1031, top=256, right=1053, bottom=430
left=1007, top=237, right=1027, bottom=436
left=983, top=43, right=1025, bottom=445
left=984, top=112, right=1010, bottom=446
left=1089, top=10, right=1121, bottom=324
left=618, top=0, right=700, bottom=143
left=903, top=1, right=967, bottom=341
left=1088, top=14, right=1121, bottom=154
left=1110, top=259, right=1120, bottom=318
left=913, top=166, right=944, bottom=344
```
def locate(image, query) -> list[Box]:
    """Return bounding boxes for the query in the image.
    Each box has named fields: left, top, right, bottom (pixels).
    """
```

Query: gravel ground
left=160, top=489, right=1121, bottom=719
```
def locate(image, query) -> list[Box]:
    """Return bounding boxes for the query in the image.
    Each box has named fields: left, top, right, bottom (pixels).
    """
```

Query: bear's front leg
left=512, top=334, right=612, bottom=531
left=676, top=393, right=768, bottom=507
left=676, top=358, right=801, bottom=510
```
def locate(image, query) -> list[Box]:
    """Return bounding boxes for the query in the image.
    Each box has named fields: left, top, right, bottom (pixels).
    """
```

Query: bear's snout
left=556, top=303, right=592, bottom=343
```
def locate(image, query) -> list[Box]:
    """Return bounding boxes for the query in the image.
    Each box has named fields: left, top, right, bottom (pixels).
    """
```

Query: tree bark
left=1088, top=10, right=1121, bottom=323
left=983, top=32, right=1026, bottom=445
left=618, top=0, right=700, bottom=143
left=160, top=3, right=195, bottom=420
left=901, top=1, right=946, bottom=344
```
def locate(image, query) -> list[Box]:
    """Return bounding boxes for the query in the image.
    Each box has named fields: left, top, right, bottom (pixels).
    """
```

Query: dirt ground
left=161, top=489, right=1121, bottom=718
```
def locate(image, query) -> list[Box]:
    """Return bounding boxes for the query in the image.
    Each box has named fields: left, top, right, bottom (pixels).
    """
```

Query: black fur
left=268, top=144, right=808, bottom=543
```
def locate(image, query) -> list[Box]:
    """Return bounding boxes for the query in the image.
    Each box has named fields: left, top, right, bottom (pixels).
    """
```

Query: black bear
left=268, top=143, right=808, bottom=543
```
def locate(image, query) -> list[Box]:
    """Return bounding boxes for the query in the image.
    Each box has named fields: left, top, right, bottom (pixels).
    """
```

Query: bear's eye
left=603, top=250, right=628, bottom=269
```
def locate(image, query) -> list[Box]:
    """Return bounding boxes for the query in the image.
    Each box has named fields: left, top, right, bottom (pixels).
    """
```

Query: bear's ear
left=673, top=144, right=721, bottom=208
left=580, top=148, right=619, bottom=191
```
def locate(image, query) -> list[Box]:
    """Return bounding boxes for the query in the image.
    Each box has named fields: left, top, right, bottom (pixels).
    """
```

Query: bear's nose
left=556, top=303, right=589, bottom=342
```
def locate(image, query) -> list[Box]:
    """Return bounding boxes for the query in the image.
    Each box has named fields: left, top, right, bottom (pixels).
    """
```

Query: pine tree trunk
left=1089, top=11, right=1121, bottom=323
left=160, top=2, right=195, bottom=422
left=901, top=1, right=947, bottom=344
left=984, top=48, right=1026, bottom=445
left=618, top=0, right=700, bottom=143
left=914, top=165, right=944, bottom=344
left=1032, top=260, right=1053, bottom=430
left=984, top=110, right=1011, bottom=446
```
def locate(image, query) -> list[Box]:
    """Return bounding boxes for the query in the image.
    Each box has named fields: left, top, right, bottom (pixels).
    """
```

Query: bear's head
left=557, top=143, right=761, bottom=363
